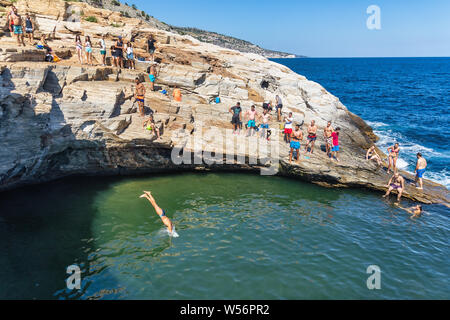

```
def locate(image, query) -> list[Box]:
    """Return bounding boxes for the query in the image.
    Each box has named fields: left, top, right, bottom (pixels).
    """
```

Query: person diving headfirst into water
left=140, top=191, right=176, bottom=236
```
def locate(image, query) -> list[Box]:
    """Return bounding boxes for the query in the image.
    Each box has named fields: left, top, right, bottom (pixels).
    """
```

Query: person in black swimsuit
left=147, top=35, right=156, bottom=61
left=140, top=191, right=174, bottom=233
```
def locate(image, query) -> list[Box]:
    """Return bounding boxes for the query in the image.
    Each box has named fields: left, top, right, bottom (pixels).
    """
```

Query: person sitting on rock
left=12, top=13, right=25, bottom=47
left=383, top=172, right=405, bottom=204
left=366, top=145, right=383, bottom=166
left=173, top=86, right=182, bottom=102
left=245, top=105, right=259, bottom=137
left=143, top=115, right=161, bottom=140
left=134, top=77, right=146, bottom=117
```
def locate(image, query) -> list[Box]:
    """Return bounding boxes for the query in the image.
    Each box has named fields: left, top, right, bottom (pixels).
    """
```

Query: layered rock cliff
left=0, top=0, right=448, bottom=206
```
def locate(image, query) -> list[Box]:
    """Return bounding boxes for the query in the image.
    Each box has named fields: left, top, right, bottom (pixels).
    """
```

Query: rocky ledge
left=0, top=0, right=448, bottom=207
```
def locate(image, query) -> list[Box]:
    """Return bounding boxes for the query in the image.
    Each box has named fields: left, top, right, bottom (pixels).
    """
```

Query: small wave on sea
left=366, top=121, right=450, bottom=189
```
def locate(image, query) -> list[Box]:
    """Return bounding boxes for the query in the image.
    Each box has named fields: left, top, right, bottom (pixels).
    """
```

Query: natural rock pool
left=0, top=173, right=448, bottom=299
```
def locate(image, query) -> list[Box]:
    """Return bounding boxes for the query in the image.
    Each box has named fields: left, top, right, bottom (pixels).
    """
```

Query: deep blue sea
left=273, top=58, right=450, bottom=188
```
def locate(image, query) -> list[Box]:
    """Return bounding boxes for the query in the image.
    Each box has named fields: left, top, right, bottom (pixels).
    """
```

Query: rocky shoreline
left=0, top=0, right=448, bottom=207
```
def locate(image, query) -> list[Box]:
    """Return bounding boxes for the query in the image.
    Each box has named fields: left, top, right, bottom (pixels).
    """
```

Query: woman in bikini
left=84, top=35, right=93, bottom=66
left=140, top=191, right=174, bottom=233
left=387, top=143, right=400, bottom=173
left=75, top=35, right=83, bottom=64
left=366, top=145, right=383, bottom=166
left=383, top=172, right=405, bottom=204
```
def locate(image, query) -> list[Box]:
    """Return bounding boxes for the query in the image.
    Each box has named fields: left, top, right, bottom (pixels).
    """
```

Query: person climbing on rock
left=305, top=120, right=318, bottom=156
left=134, top=77, right=146, bottom=117
left=289, top=124, right=303, bottom=164
left=229, top=102, right=242, bottom=135
left=387, top=143, right=401, bottom=174
left=366, top=145, right=383, bottom=166
left=324, top=121, right=334, bottom=158
left=140, top=191, right=175, bottom=235
left=383, top=172, right=405, bottom=204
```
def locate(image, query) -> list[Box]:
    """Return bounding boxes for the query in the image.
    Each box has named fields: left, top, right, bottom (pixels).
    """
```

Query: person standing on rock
left=245, top=105, right=258, bottom=137
left=387, top=143, right=400, bottom=174
left=260, top=109, right=271, bottom=140
left=75, top=34, right=83, bottom=64
left=127, top=42, right=136, bottom=70
left=275, top=95, right=283, bottom=122
left=305, top=120, right=318, bottom=156
left=414, top=153, right=427, bottom=190
left=135, top=77, right=146, bottom=117
left=148, top=64, right=158, bottom=91
left=324, top=121, right=334, bottom=158
left=84, top=36, right=93, bottom=66
left=283, top=112, right=294, bottom=143
left=331, top=127, right=341, bottom=162
left=99, top=35, right=107, bottom=66
left=24, top=13, right=34, bottom=46
left=229, top=102, right=243, bottom=135
left=383, top=172, right=405, bottom=204
left=7, top=5, right=17, bottom=37
left=289, top=124, right=303, bottom=164
left=147, top=35, right=157, bottom=62
left=115, top=36, right=124, bottom=69
left=12, top=13, right=25, bottom=47
left=140, top=191, right=175, bottom=235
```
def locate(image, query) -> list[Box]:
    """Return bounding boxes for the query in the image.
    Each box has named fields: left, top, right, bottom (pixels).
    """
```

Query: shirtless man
left=134, top=77, right=146, bottom=117
left=387, top=143, right=400, bottom=174
left=414, top=153, right=427, bottom=190
left=289, top=124, right=303, bottom=164
left=366, top=145, right=383, bottom=166
left=148, top=64, right=158, bottom=91
left=245, top=105, right=258, bottom=137
left=305, top=120, right=318, bottom=155
left=260, top=109, right=271, bottom=140
left=143, top=115, right=161, bottom=140
left=383, top=172, right=405, bottom=204
left=324, top=121, right=334, bottom=157
left=13, top=14, right=25, bottom=47
left=140, top=191, right=174, bottom=234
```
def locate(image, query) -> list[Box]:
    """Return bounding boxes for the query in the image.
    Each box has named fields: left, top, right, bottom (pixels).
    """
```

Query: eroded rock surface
left=0, top=0, right=448, bottom=206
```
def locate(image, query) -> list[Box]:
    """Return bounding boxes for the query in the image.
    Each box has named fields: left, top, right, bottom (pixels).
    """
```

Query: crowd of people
left=228, top=99, right=429, bottom=211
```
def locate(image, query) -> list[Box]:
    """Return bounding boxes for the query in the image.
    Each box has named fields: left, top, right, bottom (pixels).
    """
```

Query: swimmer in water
left=397, top=204, right=423, bottom=220
left=140, top=191, right=174, bottom=233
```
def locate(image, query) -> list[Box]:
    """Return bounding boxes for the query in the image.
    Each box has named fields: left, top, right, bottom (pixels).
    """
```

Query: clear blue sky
left=128, top=0, right=450, bottom=57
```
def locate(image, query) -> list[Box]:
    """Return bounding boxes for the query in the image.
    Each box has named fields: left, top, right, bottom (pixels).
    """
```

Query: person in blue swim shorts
left=290, top=124, right=303, bottom=164
left=414, top=153, right=427, bottom=190
left=140, top=191, right=174, bottom=234
left=245, top=105, right=259, bottom=137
